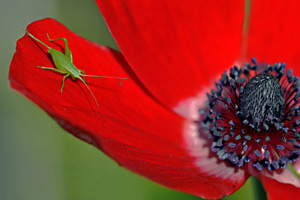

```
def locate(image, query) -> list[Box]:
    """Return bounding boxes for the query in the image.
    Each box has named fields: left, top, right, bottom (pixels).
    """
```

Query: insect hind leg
left=46, top=33, right=72, bottom=63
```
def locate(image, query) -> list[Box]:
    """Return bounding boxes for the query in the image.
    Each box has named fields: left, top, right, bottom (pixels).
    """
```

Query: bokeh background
left=1, top=0, right=267, bottom=199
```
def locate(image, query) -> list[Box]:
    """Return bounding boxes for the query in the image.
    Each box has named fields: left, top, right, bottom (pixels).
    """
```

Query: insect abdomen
left=49, top=49, right=80, bottom=75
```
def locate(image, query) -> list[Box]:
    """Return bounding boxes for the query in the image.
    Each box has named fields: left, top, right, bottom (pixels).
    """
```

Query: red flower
left=8, top=0, right=300, bottom=199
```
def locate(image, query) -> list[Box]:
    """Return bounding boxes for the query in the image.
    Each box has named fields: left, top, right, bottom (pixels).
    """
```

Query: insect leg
left=61, top=74, right=70, bottom=93
left=80, top=70, right=86, bottom=81
left=47, top=33, right=72, bottom=63
left=26, top=32, right=51, bottom=50
left=37, top=66, right=65, bottom=74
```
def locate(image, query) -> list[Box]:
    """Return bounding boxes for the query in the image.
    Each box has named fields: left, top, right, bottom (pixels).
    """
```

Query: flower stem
left=288, top=163, right=300, bottom=180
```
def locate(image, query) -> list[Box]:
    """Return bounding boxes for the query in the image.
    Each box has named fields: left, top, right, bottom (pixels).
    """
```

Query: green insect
left=26, top=32, right=127, bottom=107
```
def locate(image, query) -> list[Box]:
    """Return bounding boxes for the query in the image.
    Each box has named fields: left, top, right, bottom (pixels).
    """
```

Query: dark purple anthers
left=199, top=58, right=300, bottom=171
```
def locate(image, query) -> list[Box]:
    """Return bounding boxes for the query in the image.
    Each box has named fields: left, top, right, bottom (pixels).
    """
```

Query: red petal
left=246, top=0, right=300, bottom=75
left=260, top=169, right=300, bottom=200
left=9, top=18, right=245, bottom=198
left=96, top=0, right=245, bottom=110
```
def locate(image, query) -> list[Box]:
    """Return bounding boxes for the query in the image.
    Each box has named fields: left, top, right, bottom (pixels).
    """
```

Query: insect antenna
left=78, top=77, right=99, bottom=107
left=81, top=74, right=127, bottom=79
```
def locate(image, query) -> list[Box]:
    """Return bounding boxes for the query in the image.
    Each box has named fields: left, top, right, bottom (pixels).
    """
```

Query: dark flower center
left=239, top=73, right=285, bottom=126
left=199, top=58, right=300, bottom=171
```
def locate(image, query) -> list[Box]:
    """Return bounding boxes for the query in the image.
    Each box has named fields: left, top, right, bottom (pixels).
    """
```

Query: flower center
left=239, top=73, right=285, bottom=126
left=199, top=58, right=300, bottom=171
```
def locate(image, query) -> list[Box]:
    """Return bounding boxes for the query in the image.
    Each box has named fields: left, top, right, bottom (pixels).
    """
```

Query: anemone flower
left=8, top=0, right=300, bottom=199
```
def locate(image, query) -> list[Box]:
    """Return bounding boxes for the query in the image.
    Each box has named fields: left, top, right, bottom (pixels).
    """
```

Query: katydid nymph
left=26, top=32, right=127, bottom=107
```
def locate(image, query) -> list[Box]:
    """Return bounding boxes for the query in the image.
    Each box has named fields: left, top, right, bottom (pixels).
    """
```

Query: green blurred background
left=0, top=0, right=267, bottom=199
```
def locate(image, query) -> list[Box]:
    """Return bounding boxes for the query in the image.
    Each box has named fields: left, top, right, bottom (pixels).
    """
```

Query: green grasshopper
left=26, top=32, right=127, bottom=107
